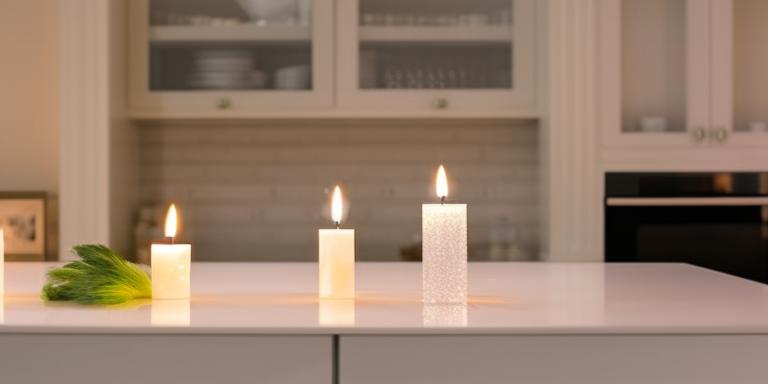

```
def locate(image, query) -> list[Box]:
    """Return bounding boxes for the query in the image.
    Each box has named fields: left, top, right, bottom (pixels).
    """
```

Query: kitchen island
left=2, top=262, right=768, bottom=383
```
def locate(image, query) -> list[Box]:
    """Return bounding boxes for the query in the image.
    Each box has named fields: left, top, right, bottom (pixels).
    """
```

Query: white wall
left=0, top=1, right=60, bottom=259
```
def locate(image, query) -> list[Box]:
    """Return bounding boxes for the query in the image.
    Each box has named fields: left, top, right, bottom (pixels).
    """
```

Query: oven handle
left=606, top=197, right=768, bottom=206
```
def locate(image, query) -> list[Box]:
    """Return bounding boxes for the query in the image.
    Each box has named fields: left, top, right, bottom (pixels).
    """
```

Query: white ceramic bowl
left=274, top=64, right=310, bottom=89
left=236, top=0, right=297, bottom=22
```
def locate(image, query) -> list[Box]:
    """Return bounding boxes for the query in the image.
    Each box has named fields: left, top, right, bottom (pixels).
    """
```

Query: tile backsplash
left=138, top=121, right=539, bottom=261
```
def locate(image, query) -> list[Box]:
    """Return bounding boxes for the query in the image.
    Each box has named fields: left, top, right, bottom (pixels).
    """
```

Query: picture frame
left=0, top=192, right=47, bottom=261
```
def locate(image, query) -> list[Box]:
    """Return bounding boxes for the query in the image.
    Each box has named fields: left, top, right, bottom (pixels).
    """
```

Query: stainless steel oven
left=605, top=173, right=768, bottom=284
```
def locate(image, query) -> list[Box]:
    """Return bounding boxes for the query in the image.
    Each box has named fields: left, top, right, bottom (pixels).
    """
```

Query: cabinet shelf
left=359, top=26, right=513, bottom=43
left=149, top=25, right=311, bottom=43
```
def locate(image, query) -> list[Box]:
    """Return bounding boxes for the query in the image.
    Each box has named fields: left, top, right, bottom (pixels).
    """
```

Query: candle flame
left=331, top=185, right=343, bottom=224
left=164, top=204, right=178, bottom=239
left=436, top=165, right=448, bottom=199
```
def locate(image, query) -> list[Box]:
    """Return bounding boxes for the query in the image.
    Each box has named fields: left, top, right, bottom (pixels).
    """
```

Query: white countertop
left=2, top=262, right=768, bottom=335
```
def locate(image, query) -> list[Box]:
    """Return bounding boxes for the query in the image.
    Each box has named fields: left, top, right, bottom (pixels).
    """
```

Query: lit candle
left=318, top=185, right=355, bottom=299
left=151, top=204, right=191, bottom=299
left=422, top=165, right=467, bottom=304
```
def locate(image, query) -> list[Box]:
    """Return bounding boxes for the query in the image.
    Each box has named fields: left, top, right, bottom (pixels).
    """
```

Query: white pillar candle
left=319, top=186, right=355, bottom=299
left=423, top=304, right=468, bottom=327
left=422, top=165, right=467, bottom=304
left=152, top=205, right=191, bottom=300
left=152, top=299, right=191, bottom=326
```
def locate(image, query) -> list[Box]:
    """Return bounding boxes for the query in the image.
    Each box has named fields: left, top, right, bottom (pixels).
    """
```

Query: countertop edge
left=3, top=326, right=768, bottom=336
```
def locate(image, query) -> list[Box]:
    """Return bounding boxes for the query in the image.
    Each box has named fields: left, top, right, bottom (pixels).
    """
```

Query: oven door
left=605, top=197, right=768, bottom=283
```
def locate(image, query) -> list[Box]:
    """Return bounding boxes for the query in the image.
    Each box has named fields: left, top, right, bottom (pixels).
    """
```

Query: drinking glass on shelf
left=383, top=13, right=397, bottom=26
left=424, top=66, right=435, bottom=88
left=425, top=66, right=446, bottom=89
left=446, top=68, right=458, bottom=88
left=495, top=10, right=512, bottom=25
left=361, top=13, right=375, bottom=25
left=372, top=13, right=385, bottom=25
left=383, top=67, right=404, bottom=89
left=392, top=13, right=407, bottom=26
left=406, top=68, right=420, bottom=88
left=457, top=68, right=470, bottom=88
left=435, top=14, right=455, bottom=26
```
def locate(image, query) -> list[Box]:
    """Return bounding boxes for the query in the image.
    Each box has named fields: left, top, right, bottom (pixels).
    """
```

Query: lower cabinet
left=339, top=335, right=768, bottom=384
left=0, top=334, right=332, bottom=384
left=4, top=333, right=767, bottom=383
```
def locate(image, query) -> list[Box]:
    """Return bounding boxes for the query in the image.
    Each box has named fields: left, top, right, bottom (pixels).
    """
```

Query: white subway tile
left=138, top=122, right=540, bottom=261
left=188, top=184, right=272, bottom=202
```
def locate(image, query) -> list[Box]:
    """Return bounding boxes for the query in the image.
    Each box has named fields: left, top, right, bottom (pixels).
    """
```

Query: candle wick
left=168, top=236, right=174, bottom=245
left=335, top=221, right=340, bottom=230
left=440, top=196, right=446, bottom=205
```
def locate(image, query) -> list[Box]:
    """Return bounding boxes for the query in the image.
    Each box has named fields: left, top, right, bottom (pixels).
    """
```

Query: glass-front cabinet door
left=336, top=0, right=536, bottom=112
left=130, top=0, right=332, bottom=113
left=711, top=0, right=768, bottom=147
left=601, top=0, right=710, bottom=147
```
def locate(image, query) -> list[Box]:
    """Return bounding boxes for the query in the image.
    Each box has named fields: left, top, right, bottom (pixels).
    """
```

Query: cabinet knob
left=691, top=127, right=706, bottom=143
left=217, top=98, right=232, bottom=110
left=709, top=127, right=728, bottom=143
left=432, top=97, right=449, bottom=110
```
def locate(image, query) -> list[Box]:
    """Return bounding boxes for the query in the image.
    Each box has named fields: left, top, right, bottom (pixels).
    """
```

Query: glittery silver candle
left=422, top=164, right=467, bottom=304
left=422, top=203, right=467, bottom=304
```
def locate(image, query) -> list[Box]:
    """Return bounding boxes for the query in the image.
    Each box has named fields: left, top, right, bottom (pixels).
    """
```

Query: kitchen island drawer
left=0, top=334, right=332, bottom=384
left=340, top=335, right=768, bottom=384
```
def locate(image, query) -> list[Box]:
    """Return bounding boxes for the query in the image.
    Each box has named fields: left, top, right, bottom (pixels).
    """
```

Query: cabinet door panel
left=601, top=0, right=709, bottom=148
left=337, top=0, right=536, bottom=112
left=340, top=335, right=768, bottom=384
left=714, top=0, right=768, bottom=147
left=0, top=334, right=332, bottom=384
left=130, top=0, right=333, bottom=113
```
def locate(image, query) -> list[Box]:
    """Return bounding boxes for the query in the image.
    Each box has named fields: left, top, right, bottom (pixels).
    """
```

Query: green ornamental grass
left=42, top=244, right=152, bottom=305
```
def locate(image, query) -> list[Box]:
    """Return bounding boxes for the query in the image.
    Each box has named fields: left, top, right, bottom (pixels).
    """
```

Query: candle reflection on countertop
left=318, top=299, right=355, bottom=326
left=152, top=299, right=191, bottom=326
left=422, top=304, right=468, bottom=327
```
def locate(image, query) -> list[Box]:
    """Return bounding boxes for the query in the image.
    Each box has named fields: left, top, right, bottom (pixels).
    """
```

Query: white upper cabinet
left=336, top=0, right=537, bottom=113
left=600, top=0, right=709, bottom=147
left=712, top=0, right=768, bottom=147
left=601, top=0, right=768, bottom=148
left=129, top=0, right=539, bottom=118
left=129, top=0, right=333, bottom=114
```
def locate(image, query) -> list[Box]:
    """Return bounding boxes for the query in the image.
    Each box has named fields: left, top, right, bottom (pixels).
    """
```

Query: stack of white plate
left=192, top=50, right=254, bottom=89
